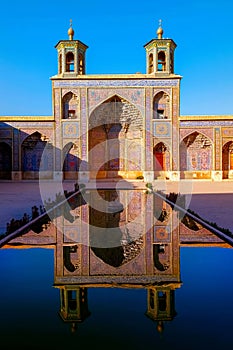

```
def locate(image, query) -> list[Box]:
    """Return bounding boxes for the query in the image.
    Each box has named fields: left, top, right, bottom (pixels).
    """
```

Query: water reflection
left=1, top=189, right=232, bottom=349
left=51, top=189, right=182, bottom=333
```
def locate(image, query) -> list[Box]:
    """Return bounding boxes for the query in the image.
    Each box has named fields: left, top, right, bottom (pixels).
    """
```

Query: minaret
left=55, top=20, right=88, bottom=76
left=145, top=286, right=177, bottom=332
left=144, top=20, right=177, bottom=74
left=59, top=287, right=90, bottom=331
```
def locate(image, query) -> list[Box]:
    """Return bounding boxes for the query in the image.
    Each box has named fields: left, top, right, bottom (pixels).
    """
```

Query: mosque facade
left=1, top=22, right=233, bottom=182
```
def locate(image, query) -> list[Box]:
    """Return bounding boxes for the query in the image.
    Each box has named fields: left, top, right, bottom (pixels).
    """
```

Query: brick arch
left=20, top=130, right=52, bottom=145
left=88, top=95, right=143, bottom=179
left=88, top=89, right=144, bottom=116
left=89, top=92, right=142, bottom=117
left=89, top=94, right=143, bottom=130
left=180, top=128, right=214, bottom=143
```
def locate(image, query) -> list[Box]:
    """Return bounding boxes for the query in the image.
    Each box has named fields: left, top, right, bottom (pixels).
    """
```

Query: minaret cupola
left=144, top=20, right=177, bottom=75
left=55, top=20, right=88, bottom=77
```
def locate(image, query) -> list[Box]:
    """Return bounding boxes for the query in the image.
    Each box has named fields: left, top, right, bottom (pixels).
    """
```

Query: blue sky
left=0, top=0, right=233, bottom=116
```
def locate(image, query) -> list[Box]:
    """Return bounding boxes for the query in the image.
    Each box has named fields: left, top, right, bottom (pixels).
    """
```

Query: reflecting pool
left=0, top=188, right=233, bottom=350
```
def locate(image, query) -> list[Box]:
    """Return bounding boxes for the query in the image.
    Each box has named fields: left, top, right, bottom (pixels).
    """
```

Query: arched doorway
left=0, top=142, right=12, bottom=179
left=63, top=142, right=80, bottom=180
left=65, top=52, right=74, bottom=72
left=21, top=132, right=53, bottom=179
left=180, top=132, right=212, bottom=179
left=153, top=92, right=170, bottom=120
left=157, top=51, right=166, bottom=71
left=88, top=95, right=143, bottom=179
left=88, top=124, right=110, bottom=179
left=153, top=142, right=169, bottom=179
left=222, top=141, right=233, bottom=179
left=62, top=92, right=78, bottom=119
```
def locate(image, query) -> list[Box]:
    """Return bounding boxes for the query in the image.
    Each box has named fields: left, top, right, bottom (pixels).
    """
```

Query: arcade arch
left=180, top=131, right=212, bottom=179
left=21, top=132, right=53, bottom=179
left=0, top=142, right=12, bottom=179
left=222, top=141, right=233, bottom=179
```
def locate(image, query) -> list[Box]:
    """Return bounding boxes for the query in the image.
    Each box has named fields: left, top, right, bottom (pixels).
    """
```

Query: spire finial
left=68, top=19, right=74, bottom=40
left=157, top=19, right=163, bottom=39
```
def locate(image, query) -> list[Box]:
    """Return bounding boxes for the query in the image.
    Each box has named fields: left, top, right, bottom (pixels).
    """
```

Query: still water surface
left=1, top=246, right=233, bottom=349
left=0, top=190, right=233, bottom=350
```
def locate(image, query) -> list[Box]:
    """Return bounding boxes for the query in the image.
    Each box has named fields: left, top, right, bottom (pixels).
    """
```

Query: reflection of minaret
left=54, top=189, right=182, bottom=330
left=147, top=193, right=181, bottom=331
left=145, top=285, right=178, bottom=332
left=59, top=287, right=90, bottom=332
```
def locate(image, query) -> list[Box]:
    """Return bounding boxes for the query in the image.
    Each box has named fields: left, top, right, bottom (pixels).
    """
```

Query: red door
left=155, top=152, right=164, bottom=171
left=230, top=152, right=233, bottom=170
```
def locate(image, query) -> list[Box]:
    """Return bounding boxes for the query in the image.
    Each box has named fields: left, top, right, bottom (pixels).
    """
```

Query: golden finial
left=156, top=321, right=164, bottom=333
left=157, top=19, right=163, bottom=39
left=68, top=19, right=74, bottom=40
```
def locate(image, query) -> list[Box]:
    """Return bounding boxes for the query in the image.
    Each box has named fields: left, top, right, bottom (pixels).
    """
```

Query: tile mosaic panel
left=222, top=128, right=233, bottom=136
left=153, top=121, right=171, bottom=137
left=62, top=122, right=79, bottom=138
left=153, top=225, right=171, bottom=243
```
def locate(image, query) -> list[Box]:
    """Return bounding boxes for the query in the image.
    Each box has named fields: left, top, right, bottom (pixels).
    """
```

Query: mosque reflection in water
left=56, top=189, right=181, bottom=334
left=3, top=188, right=229, bottom=334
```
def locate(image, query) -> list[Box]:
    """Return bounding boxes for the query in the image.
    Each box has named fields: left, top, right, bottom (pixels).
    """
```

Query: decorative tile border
left=222, top=128, right=233, bottom=136
left=180, top=121, right=233, bottom=127
left=145, top=88, right=152, bottom=170
left=54, top=79, right=179, bottom=88
left=215, top=128, right=221, bottom=170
